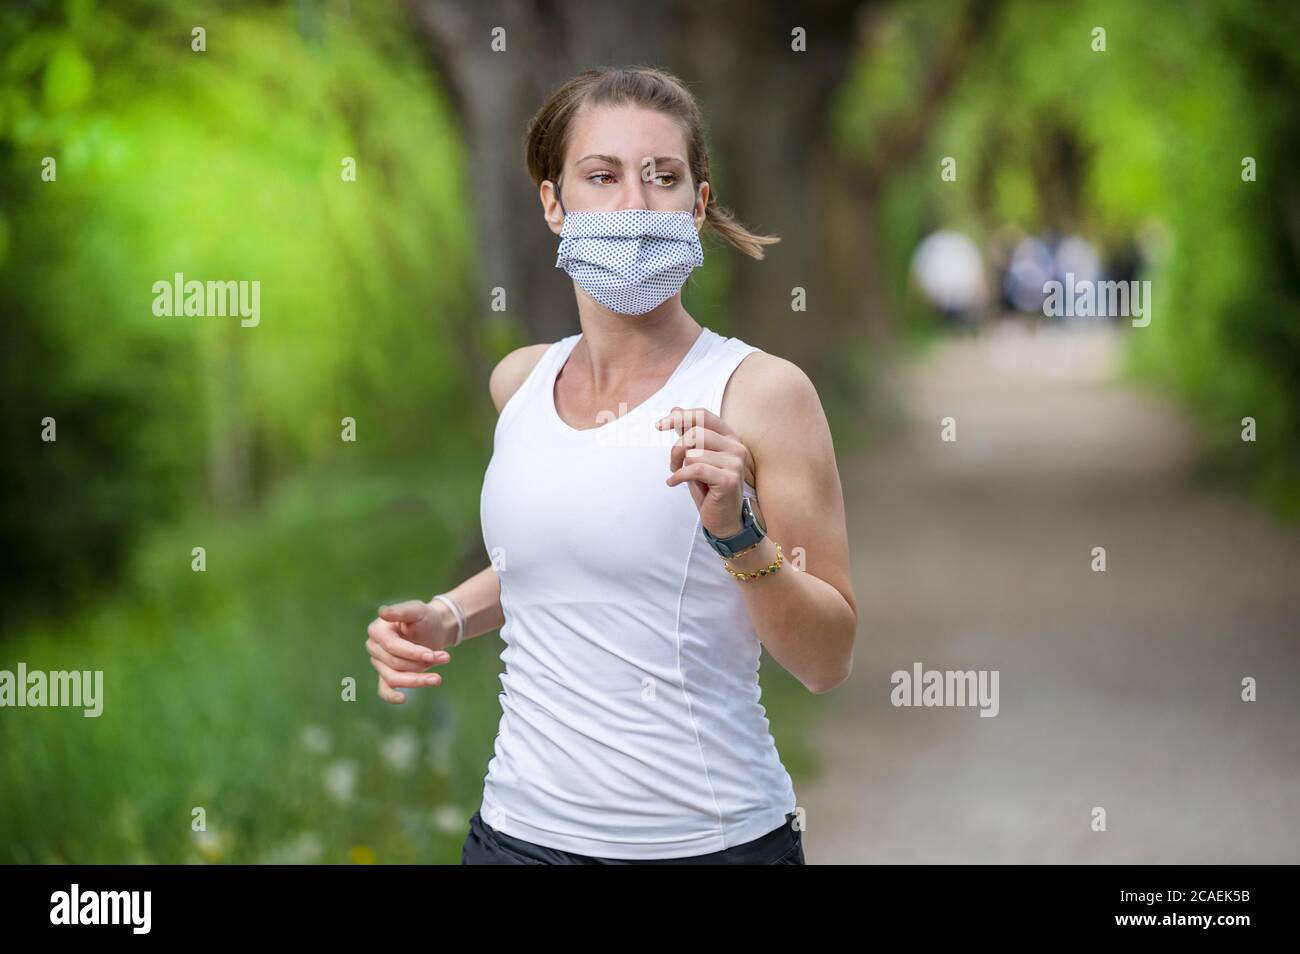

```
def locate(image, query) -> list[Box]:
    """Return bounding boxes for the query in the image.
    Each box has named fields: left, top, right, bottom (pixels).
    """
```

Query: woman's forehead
left=566, top=103, right=689, bottom=167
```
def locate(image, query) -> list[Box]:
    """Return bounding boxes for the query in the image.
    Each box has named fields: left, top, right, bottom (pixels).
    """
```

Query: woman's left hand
left=658, top=406, right=754, bottom=538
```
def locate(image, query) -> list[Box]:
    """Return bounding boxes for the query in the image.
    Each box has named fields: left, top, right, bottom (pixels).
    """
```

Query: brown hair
left=524, top=66, right=780, bottom=260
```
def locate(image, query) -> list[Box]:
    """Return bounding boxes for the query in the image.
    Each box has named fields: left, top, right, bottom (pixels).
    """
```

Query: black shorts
left=461, top=809, right=805, bottom=865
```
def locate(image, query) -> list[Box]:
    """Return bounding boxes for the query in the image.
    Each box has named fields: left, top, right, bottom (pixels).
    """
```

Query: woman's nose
left=615, top=178, right=655, bottom=211
left=611, top=185, right=647, bottom=210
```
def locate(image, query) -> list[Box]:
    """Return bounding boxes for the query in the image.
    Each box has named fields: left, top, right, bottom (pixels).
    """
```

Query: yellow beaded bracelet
left=722, top=542, right=783, bottom=581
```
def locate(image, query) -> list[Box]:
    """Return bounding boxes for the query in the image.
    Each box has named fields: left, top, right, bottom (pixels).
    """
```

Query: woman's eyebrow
left=574, top=154, right=687, bottom=168
left=575, top=154, right=625, bottom=166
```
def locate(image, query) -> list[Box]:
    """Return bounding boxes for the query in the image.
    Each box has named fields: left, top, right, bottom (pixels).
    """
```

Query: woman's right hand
left=366, top=599, right=455, bottom=704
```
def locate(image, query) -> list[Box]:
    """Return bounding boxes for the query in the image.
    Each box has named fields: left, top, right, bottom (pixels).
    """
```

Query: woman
left=365, top=66, right=857, bottom=864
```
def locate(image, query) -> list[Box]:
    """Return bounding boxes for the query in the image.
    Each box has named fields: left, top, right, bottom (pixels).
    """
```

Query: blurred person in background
left=910, top=227, right=988, bottom=329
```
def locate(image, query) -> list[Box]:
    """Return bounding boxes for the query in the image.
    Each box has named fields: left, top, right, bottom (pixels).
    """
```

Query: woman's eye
left=589, top=172, right=615, bottom=185
left=656, top=173, right=678, bottom=186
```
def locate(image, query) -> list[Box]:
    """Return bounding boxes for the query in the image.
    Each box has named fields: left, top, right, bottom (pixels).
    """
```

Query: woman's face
left=544, top=103, right=709, bottom=234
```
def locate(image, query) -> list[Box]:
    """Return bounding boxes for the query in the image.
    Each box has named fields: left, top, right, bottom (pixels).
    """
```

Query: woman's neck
left=570, top=296, right=702, bottom=389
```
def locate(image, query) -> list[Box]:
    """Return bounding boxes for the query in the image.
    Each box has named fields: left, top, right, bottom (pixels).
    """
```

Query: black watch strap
left=702, top=496, right=765, bottom=559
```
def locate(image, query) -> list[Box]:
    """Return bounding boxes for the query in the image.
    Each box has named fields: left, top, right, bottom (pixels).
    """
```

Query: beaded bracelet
left=722, top=542, right=784, bottom=581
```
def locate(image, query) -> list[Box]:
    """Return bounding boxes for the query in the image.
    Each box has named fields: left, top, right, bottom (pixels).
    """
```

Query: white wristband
left=431, top=593, right=466, bottom=647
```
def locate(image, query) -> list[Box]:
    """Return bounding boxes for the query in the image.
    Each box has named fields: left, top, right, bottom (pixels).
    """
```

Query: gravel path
left=798, top=320, right=1300, bottom=863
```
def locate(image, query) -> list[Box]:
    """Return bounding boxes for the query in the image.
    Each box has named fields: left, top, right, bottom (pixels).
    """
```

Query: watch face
left=744, top=495, right=766, bottom=534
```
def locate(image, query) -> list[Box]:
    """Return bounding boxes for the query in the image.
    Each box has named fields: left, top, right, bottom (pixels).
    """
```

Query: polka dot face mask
left=555, top=208, right=704, bottom=315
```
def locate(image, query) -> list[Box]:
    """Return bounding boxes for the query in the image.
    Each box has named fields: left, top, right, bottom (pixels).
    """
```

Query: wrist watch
left=702, top=495, right=766, bottom=559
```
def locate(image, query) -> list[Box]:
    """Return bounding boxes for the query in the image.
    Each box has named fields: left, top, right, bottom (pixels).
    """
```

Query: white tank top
left=477, top=325, right=798, bottom=859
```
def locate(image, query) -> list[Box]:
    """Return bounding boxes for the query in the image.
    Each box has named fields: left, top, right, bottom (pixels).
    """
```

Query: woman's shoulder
left=719, top=344, right=824, bottom=437
left=489, top=341, right=557, bottom=414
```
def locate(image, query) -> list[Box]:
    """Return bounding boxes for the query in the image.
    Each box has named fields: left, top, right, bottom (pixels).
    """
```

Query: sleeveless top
left=476, top=325, right=798, bottom=859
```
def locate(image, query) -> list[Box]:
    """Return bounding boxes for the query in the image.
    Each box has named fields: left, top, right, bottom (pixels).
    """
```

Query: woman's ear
left=542, top=180, right=565, bottom=235
left=693, top=181, right=710, bottom=231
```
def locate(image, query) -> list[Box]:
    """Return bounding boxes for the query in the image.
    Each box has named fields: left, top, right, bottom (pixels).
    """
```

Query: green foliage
left=836, top=0, right=1300, bottom=511
left=1, top=0, right=485, bottom=621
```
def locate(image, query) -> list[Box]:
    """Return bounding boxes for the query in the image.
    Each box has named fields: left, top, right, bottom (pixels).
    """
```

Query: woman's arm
left=435, top=564, right=505, bottom=642
left=366, top=566, right=503, bottom=704
left=663, top=352, right=858, bottom=694
left=367, top=345, right=549, bottom=703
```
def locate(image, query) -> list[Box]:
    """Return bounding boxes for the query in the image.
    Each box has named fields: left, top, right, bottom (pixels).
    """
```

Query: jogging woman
left=364, top=66, right=857, bottom=864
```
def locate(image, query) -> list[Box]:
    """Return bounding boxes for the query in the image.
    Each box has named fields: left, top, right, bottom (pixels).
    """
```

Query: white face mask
left=555, top=205, right=704, bottom=315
